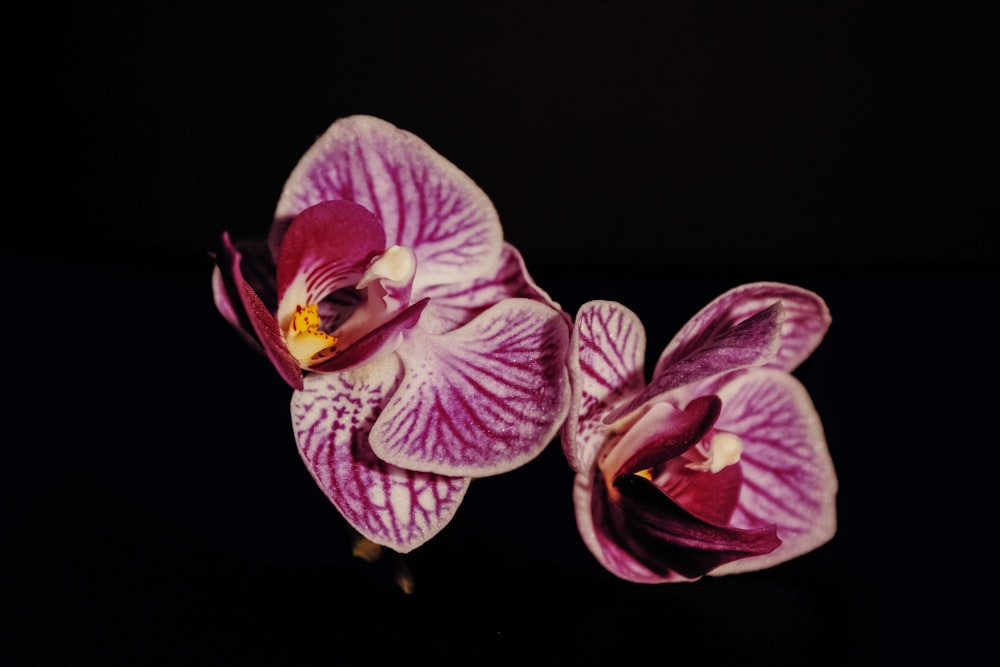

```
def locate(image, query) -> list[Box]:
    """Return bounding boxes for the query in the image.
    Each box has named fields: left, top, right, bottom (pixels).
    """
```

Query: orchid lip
left=281, top=245, right=419, bottom=369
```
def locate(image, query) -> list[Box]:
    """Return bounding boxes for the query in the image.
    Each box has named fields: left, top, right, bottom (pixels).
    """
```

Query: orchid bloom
left=212, top=115, right=571, bottom=553
left=562, top=283, right=836, bottom=583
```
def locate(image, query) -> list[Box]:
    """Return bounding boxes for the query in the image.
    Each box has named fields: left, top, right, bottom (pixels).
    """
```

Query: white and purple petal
left=708, top=368, right=837, bottom=576
left=291, top=355, right=470, bottom=553
left=368, top=299, right=570, bottom=477
left=418, top=243, right=569, bottom=335
left=273, top=115, right=503, bottom=292
left=654, top=281, right=831, bottom=379
left=603, top=301, right=784, bottom=424
left=560, top=301, right=646, bottom=473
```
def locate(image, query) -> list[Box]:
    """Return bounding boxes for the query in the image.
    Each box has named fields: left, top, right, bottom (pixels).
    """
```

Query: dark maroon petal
left=614, top=395, right=721, bottom=477
left=214, top=232, right=303, bottom=390
left=604, top=304, right=783, bottom=424
left=659, top=459, right=744, bottom=526
left=230, top=239, right=278, bottom=312
left=605, top=474, right=781, bottom=580
left=309, top=298, right=429, bottom=373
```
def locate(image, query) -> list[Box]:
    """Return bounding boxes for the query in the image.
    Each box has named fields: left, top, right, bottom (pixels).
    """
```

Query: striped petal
left=709, top=368, right=837, bottom=576
left=562, top=300, right=647, bottom=473
left=292, top=355, right=470, bottom=553
left=654, top=281, right=831, bottom=378
left=604, top=301, right=784, bottom=424
left=418, top=242, right=568, bottom=335
left=273, top=115, right=503, bottom=293
left=369, top=299, right=570, bottom=477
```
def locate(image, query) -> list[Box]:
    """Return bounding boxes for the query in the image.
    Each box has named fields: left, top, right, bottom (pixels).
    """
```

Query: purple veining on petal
left=603, top=302, right=784, bottom=424
left=708, top=368, right=837, bottom=576
left=272, top=116, right=503, bottom=292
left=369, top=298, right=570, bottom=477
left=292, top=357, right=470, bottom=553
left=562, top=300, right=647, bottom=473
left=418, top=242, right=569, bottom=335
left=655, top=282, right=831, bottom=379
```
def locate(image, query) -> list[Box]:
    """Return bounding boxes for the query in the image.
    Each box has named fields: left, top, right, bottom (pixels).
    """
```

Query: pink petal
left=291, top=356, right=469, bottom=553
left=273, top=115, right=503, bottom=293
left=709, top=368, right=837, bottom=576
left=655, top=281, right=831, bottom=379
left=369, top=299, right=570, bottom=477
left=275, top=200, right=386, bottom=326
left=562, top=300, right=647, bottom=473
left=418, top=242, right=569, bottom=334
left=603, top=300, right=784, bottom=424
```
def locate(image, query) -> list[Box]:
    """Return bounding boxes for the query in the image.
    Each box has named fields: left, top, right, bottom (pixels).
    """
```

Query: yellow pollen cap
left=286, top=304, right=338, bottom=364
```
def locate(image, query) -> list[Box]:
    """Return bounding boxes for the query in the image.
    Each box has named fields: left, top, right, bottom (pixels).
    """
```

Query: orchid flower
left=212, top=115, right=571, bottom=554
left=562, top=283, right=836, bottom=583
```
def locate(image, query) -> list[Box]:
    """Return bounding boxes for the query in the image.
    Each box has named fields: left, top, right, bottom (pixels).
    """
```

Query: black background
left=5, top=2, right=995, bottom=664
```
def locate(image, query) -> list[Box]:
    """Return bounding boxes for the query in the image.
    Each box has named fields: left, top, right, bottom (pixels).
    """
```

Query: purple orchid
left=212, top=115, right=570, bottom=553
left=562, top=283, right=836, bottom=583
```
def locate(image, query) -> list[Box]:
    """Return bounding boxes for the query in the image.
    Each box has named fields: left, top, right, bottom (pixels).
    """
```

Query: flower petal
left=275, top=200, right=387, bottom=327
left=603, top=300, right=784, bottom=424
left=213, top=232, right=303, bottom=390
left=292, top=355, right=470, bottom=553
left=708, top=368, right=837, bottom=576
left=604, top=395, right=721, bottom=479
left=605, top=473, right=781, bottom=581
left=418, top=242, right=569, bottom=335
left=273, top=115, right=503, bottom=292
left=655, top=281, right=831, bottom=378
left=369, top=298, right=570, bottom=477
left=309, top=298, right=429, bottom=373
left=562, top=300, right=647, bottom=473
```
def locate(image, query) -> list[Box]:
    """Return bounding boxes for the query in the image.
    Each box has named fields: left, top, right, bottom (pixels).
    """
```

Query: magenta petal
left=369, top=298, right=570, bottom=477
left=660, top=460, right=744, bottom=526
left=292, top=357, right=470, bottom=553
left=710, top=368, right=837, bottom=576
left=613, top=395, right=721, bottom=477
left=273, top=115, right=503, bottom=292
left=213, top=232, right=303, bottom=390
left=604, top=473, right=781, bottom=580
left=604, top=302, right=784, bottom=424
left=562, top=300, right=647, bottom=473
left=275, top=200, right=386, bottom=323
left=655, top=281, right=831, bottom=378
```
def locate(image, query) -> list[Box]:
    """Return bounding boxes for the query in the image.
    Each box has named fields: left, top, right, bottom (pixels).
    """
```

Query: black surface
left=5, top=3, right=995, bottom=665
